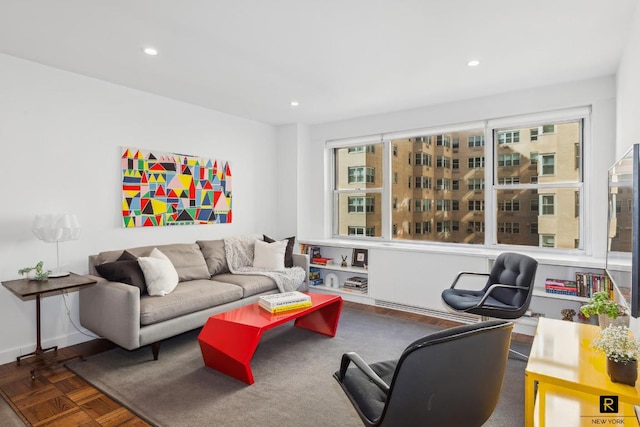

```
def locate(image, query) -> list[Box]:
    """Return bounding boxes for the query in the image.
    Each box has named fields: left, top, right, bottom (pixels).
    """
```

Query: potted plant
left=579, top=291, right=628, bottom=329
left=591, top=325, right=640, bottom=386
left=18, top=261, right=50, bottom=281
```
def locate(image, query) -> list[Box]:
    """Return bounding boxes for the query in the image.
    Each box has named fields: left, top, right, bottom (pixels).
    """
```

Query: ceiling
left=0, top=0, right=638, bottom=125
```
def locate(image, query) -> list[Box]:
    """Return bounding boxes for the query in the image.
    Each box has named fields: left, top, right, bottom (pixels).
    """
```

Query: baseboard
left=0, top=329, right=96, bottom=365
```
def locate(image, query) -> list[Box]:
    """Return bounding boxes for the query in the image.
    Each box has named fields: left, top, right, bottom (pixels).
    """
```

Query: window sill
left=300, top=238, right=605, bottom=269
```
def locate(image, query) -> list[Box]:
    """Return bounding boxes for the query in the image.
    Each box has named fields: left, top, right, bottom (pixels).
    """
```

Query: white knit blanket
left=223, top=235, right=305, bottom=292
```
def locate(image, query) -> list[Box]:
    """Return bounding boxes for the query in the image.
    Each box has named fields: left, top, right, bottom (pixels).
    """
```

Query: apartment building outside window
left=331, top=110, right=585, bottom=251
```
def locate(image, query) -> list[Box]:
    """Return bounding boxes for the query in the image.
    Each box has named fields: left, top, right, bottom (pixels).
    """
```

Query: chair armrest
left=293, top=253, right=310, bottom=291
left=450, top=271, right=490, bottom=289
left=476, top=283, right=529, bottom=307
left=338, top=352, right=390, bottom=393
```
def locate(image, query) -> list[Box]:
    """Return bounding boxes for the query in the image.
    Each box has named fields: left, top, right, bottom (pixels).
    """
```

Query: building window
left=467, top=221, right=485, bottom=233
left=452, top=180, right=460, bottom=191
left=540, top=234, right=555, bottom=248
left=348, top=145, right=375, bottom=153
left=498, top=153, right=520, bottom=167
left=468, top=135, right=484, bottom=147
left=414, top=199, right=431, bottom=212
left=498, top=177, right=520, bottom=185
left=393, top=172, right=398, bottom=184
left=452, top=158, right=459, bottom=170
left=348, top=166, right=375, bottom=184
left=348, top=196, right=375, bottom=213
left=468, top=157, right=485, bottom=168
left=540, top=154, right=555, bottom=175
left=468, top=200, right=484, bottom=211
left=414, top=152, right=432, bottom=166
left=498, top=131, right=520, bottom=144
left=393, top=145, right=398, bottom=157
left=541, top=194, right=555, bottom=215
left=498, top=199, right=520, bottom=212
left=436, top=156, right=451, bottom=168
left=530, top=223, right=538, bottom=234
left=436, top=178, right=450, bottom=190
left=415, top=176, right=432, bottom=189
left=467, top=179, right=485, bottom=190
left=436, top=200, right=451, bottom=211
left=415, top=221, right=432, bottom=234
left=348, top=226, right=375, bottom=236
left=436, top=135, right=450, bottom=147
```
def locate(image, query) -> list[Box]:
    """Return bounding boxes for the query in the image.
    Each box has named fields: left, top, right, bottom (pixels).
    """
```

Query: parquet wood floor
left=0, top=301, right=532, bottom=425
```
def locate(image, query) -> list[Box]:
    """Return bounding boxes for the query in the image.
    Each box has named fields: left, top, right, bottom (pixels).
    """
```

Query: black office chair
left=441, top=252, right=538, bottom=358
left=334, top=320, right=513, bottom=427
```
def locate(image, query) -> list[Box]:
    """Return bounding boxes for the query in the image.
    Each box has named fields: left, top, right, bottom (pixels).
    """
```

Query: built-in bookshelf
left=300, top=242, right=369, bottom=298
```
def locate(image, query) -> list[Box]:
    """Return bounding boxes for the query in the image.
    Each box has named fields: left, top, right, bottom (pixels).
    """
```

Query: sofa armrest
left=293, top=253, right=310, bottom=291
left=79, top=276, right=141, bottom=350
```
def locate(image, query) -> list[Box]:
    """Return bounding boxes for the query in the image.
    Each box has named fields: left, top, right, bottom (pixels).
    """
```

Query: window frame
left=328, top=107, right=589, bottom=253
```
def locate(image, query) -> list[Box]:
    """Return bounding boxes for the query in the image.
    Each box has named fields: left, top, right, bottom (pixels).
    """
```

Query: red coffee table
left=198, top=292, right=342, bottom=384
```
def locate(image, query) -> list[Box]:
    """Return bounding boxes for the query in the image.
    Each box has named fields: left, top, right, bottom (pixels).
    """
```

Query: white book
left=259, top=291, right=310, bottom=308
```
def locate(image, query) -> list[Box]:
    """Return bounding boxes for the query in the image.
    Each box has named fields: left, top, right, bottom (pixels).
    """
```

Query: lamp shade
left=32, top=214, right=82, bottom=243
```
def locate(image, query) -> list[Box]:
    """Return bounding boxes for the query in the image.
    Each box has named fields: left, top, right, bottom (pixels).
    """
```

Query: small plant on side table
left=18, top=261, right=50, bottom=281
left=591, top=325, right=640, bottom=385
left=579, top=291, right=626, bottom=322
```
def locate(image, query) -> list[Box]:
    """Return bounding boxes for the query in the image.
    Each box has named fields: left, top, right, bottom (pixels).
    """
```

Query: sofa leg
left=151, top=342, right=161, bottom=360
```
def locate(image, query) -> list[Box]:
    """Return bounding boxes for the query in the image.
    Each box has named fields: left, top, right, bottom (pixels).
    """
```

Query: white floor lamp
left=32, top=214, right=82, bottom=278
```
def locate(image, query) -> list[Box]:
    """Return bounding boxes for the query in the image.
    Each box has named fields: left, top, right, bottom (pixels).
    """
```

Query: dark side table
left=2, top=273, right=96, bottom=379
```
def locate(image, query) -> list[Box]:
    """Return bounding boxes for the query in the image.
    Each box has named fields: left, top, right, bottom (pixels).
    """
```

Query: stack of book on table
left=343, top=276, right=368, bottom=294
left=258, top=291, right=312, bottom=314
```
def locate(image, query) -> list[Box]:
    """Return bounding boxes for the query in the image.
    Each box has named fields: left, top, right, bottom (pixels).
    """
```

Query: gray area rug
left=68, top=307, right=528, bottom=426
left=0, top=394, right=25, bottom=426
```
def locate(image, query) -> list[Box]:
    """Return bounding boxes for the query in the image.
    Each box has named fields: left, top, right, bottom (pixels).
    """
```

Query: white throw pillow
left=253, top=239, right=287, bottom=270
left=138, top=248, right=179, bottom=296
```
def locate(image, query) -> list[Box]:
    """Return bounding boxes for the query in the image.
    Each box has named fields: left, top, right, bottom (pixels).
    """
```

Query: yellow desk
left=526, top=318, right=640, bottom=426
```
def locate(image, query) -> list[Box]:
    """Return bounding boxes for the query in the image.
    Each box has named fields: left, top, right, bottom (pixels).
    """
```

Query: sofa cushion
left=197, top=239, right=230, bottom=276
left=96, top=243, right=210, bottom=282
left=253, top=239, right=287, bottom=270
left=94, top=250, right=146, bottom=295
left=263, top=235, right=295, bottom=268
left=213, top=273, right=278, bottom=297
left=139, top=279, right=243, bottom=325
left=138, top=248, right=180, bottom=296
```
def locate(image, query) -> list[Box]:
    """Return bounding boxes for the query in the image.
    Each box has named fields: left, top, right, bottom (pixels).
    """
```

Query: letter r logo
left=600, top=395, right=618, bottom=413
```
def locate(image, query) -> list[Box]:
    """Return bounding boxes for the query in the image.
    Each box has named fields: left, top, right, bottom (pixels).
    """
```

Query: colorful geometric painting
left=121, top=147, right=232, bottom=227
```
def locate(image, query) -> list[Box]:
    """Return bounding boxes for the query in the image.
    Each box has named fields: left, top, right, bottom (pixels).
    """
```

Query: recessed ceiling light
left=467, top=60, right=480, bottom=67
left=290, top=100, right=300, bottom=107
left=143, top=47, right=158, bottom=56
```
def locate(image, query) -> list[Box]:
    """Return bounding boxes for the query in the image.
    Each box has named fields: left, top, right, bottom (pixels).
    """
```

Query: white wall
left=617, top=1, right=640, bottom=158
left=299, top=77, right=617, bottom=327
left=0, top=53, right=280, bottom=364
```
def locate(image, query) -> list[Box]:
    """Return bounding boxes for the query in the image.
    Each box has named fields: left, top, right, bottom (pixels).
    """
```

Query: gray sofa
left=79, top=239, right=309, bottom=359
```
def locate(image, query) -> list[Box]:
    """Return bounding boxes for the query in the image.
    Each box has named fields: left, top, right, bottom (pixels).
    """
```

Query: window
left=348, top=226, right=375, bottom=236
left=468, top=157, right=485, bottom=168
left=541, top=194, right=555, bottom=215
left=540, top=154, right=555, bottom=175
left=436, top=200, right=451, bottom=211
left=498, top=131, right=520, bottom=144
left=540, top=235, right=555, bottom=248
left=348, top=166, right=375, bottom=184
left=414, top=199, right=431, bottom=212
left=332, top=112, right=585, bottom=250
left=467, top=179, right=484, bottom=190
left=414, top=152, right=432, bottom=166
left=348, top=145, right=375, bottom=153
left=348, top=196, right=375, bottom=213
left=415, top=176, right=432, bottom=189
left=436, top=156, right=450, bottom=168
left=436, top=178, right=450, bottom=190
left=468, top=135, right=484, bottom=147
left=436, top=135, right=450, bottom=147
left=498, top=177, right=520, bottom=185
left=498, top=153, right=520, bottom=167
left=468, top=200, right=484, bottom=211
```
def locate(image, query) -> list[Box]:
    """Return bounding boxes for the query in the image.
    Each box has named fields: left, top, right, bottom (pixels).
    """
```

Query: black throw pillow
left=263, top=235, right=295, bottom=268
left=95, top=250, right=147, bottom=295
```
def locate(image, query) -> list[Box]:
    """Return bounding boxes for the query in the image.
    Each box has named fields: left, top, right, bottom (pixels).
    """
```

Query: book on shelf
left=311, top=257, right=334, bottom=265
left=574, top=272, right=612, bottom=298
left=309, top=278, right=324, bottom=286
left=308, top=271, right=321, bottom=280
left=258, top=291, right=311, bottom=309
left=259, top=300, right=313, bottom=313
left=340, top=286, right=367, bottom=294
